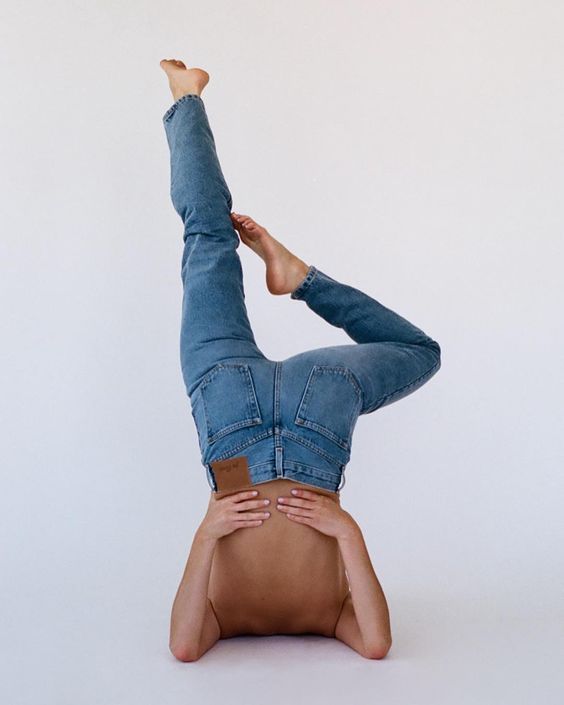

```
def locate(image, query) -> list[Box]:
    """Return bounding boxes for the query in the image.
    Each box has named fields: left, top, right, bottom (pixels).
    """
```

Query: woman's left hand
left=276, top=487, right=358, bottom=540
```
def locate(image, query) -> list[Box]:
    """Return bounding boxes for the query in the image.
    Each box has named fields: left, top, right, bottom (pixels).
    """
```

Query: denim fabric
left=162, top=93, right=441, bottom=493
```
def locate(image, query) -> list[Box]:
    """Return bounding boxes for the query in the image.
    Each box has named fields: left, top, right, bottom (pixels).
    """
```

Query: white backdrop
left=2, top=1, right=563, bottom=704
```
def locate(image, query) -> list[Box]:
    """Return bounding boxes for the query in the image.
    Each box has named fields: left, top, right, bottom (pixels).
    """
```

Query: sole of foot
left=159, top=59, right=210, bottom=100
left=230, top=213, right=310, bottom=296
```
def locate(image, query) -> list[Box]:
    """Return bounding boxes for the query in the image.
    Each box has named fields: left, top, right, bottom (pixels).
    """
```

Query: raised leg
left=162, top=92, right=266, bottom=397
left=291, top=265, right=442, bottom=413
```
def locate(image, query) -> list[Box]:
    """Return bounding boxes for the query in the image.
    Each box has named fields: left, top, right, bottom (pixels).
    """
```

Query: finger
left=277, top=496, right=314, bottom=509
left=289, top=488, right=320, bottom=500
left=237, top=519, right=264, bottom=527
left=229, top=490, right=260, bottom=503
left=235, top=510, right=270, bottom=520
left=276, top=503, right=312, bottom=517
left=236, top=510, right=271, bottom=519
left=236, top=498, right=271, bottom=511
left=285, top=512, right=313, bottom=524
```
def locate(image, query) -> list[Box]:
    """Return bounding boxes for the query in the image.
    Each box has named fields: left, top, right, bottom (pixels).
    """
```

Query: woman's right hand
left=198, top=489, right=271, bottom=540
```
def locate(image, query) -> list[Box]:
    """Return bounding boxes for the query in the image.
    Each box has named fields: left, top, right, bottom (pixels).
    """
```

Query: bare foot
left=230, top=213, right=310, bottom=295
left=159, top=59, right=210, bottom=100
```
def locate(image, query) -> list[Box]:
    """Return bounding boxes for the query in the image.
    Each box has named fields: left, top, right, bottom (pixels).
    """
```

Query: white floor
left=3, top=583, right=562, bottom=705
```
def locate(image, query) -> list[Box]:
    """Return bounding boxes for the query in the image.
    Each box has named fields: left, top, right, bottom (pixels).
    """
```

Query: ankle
left=172, top=87, right=202, bottom=101
left=289, top=261, right=310, bottom=293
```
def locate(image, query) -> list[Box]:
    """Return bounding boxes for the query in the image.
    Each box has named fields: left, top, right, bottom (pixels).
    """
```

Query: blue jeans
left=162, top=94, right=441, bottom=493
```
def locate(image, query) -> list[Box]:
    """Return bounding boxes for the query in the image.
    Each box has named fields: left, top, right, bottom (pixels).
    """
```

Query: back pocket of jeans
left=198, top=363, right=262, bottom=444
left=294, top=365, right=362, bottom=451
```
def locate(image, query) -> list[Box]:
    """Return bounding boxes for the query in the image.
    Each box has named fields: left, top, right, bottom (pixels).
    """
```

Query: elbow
left=363, top=636, right=392, bottom=660
left=169, top=639, right=202, bottom=663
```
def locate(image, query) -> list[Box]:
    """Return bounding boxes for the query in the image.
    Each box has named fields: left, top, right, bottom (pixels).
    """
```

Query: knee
left=426, top=339, right=441, bottom=366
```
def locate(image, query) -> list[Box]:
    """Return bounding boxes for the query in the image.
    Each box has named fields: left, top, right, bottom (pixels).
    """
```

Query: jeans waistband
left=204, top=436, right=347, bottom=494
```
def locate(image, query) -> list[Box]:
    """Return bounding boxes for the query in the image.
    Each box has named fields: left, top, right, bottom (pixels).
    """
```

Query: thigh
left=179, top=230, right=267, bottom=397
left=286, top=340, right=441, bottom=417
left=325, top=341, right=441, bottom=414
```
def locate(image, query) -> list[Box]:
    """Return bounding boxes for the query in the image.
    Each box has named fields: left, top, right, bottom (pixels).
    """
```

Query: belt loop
left=275, top=446, right=283, bottom=478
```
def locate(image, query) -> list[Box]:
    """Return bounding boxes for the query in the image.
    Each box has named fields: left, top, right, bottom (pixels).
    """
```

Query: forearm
left=337, top=523, right=392, bottom=652
left=169, top=526, right=217, bottom=656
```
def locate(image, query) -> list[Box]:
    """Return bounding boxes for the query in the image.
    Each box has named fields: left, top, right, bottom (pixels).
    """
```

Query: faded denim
left=162, top=93, right=441, bottom=493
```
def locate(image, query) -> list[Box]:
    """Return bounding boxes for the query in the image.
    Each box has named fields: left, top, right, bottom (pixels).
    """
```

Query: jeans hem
left=162, top=93, right=203, bottom=123
left=290, top=264, right=318, bottom=300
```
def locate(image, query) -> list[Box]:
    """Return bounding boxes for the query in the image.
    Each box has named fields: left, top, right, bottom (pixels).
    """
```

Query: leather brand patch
left=211, top=455, right=252, bottom=492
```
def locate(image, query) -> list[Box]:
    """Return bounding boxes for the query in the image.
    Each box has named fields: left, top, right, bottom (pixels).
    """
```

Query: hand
left=275, top=487, right=359, bottom=540
left=198, top=489, right=271, bottom=541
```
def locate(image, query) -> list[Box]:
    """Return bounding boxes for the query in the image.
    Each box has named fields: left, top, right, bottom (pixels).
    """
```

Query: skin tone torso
left=207, top=478, right=350, bottom=638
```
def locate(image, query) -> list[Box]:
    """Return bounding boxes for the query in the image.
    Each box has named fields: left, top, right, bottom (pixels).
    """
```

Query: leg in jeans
left=291, top=265, right=441, bottom=414
left=162, top=94, right=266, bottom=397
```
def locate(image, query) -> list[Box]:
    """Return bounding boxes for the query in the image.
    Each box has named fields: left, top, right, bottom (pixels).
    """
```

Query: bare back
left=208, top=479, right=350, bottom=638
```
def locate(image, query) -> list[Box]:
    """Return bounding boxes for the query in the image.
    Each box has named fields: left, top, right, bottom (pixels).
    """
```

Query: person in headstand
left=159, top=59, right=442, bottom=661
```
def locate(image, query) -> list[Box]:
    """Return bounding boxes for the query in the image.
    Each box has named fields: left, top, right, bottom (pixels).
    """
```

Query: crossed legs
left=161, top=60, right=441, bottom=413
